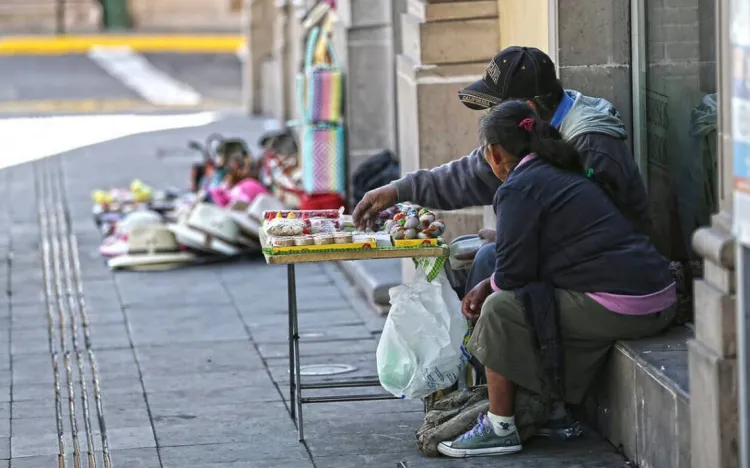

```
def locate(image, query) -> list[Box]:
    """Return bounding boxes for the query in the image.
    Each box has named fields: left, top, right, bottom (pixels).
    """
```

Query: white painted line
left=87, top=45, right=202, bottom=107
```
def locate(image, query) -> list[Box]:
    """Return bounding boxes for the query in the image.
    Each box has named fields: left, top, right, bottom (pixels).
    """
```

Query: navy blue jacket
left=493, top=157, right=671, bottom=295
left=492, top=157, right=672, bottom=399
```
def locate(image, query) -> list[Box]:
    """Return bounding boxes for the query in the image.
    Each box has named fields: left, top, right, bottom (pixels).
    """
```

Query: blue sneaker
left=437, top=414, right=522, bottom=458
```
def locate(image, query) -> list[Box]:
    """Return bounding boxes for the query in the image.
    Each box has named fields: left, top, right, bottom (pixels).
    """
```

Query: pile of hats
left=100, top=193, right=286, bottom=271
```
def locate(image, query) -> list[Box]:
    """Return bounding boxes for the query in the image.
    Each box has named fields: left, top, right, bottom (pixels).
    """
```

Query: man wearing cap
left=353, top=46, right=651, bottom=298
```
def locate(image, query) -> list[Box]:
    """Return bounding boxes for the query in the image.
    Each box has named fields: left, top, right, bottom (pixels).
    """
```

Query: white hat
left=99, top=210, right=165, bottom=258
left=225, top=200, right=261, bottom=239
left=168, top=202, right=242, bottom=256
left=248, top=193, right=286, bottom=223
left=108, top=225, right=196, bottom=271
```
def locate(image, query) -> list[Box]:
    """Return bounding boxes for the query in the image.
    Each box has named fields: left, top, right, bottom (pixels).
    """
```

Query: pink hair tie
left=518, top=118, right=535, bottom=132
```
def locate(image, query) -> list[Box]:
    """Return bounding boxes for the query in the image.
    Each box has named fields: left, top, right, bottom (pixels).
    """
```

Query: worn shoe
left=437, top=414, right=522, bottom=458
left=535, top=415, right=584, bottom=440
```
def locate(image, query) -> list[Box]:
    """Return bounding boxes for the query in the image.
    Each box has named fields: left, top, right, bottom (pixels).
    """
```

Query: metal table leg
left=288, top=264, right=304, bottom=441
left=287, top=264, right=296, bottom=421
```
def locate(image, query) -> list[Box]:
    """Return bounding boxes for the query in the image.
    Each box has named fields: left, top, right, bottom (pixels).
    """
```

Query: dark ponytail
left=478, top=100, right=583, bottom=174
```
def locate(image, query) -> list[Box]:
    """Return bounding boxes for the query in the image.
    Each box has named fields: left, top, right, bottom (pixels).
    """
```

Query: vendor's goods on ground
left=90, top=134, right=294, bottom=272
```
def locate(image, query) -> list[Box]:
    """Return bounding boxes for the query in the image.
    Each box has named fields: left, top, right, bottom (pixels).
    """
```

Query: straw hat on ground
left=108, top=225, right=195, bottom=271
left=168, top=202, right=243, bottom=256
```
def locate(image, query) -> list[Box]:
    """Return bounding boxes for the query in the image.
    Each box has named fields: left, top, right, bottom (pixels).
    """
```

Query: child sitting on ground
left=209, top=150, right=269, bottom=208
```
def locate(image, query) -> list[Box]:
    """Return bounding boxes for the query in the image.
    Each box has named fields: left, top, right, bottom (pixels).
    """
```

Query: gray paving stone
left=258, top=338, right=378, bottom=359
left=218, top=261, right=327, bottom=285
left=266, top=352, right=379, bottom=385
left=0, top=436, right=7, bottom=459
left=159, top=441, right=309, bottom=467
left=86, top=323, right=133, bottom=351
left=243, top=309, right=364, bottom=331
left=228, top=286, right=346, bottom=313
left=155, top=417, right=296, bottom=447
left=117, top=276, right=232, bottom=308
left=125, top=305, right=247, bottom=346
left=141, top=369, right=274, bottom=395
left=90, top=348, right=141, bottom=382
left=306, top=428, right=419, bottom=458
left=136, top=341, right=264, bottom=376
left=11, top=425, right=155, bottom=458
left=9, top=448, right=161, bottom=468
left=251, top=323, right=375, bottom=344
left=146, top=385, right=281, bottom=416
left=10, top=399, right=55, bottom=420
left=10, top=356, right=54, bottom=386
left=9, top=328, right=50, bottom=355
left=151, top=401, right=287, bottom=422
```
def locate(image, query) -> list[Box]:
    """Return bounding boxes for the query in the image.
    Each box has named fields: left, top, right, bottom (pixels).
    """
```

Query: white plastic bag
left=376, top=268, right=469, bottom=399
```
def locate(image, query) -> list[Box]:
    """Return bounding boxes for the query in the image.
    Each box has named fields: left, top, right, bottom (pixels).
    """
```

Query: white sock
left=487, top=412, right=516, bottom=436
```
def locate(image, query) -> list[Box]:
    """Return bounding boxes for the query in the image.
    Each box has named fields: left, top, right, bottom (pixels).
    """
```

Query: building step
left=338, top=258, right=402, bottom=315
left=585, top=325, right=691, bottom=468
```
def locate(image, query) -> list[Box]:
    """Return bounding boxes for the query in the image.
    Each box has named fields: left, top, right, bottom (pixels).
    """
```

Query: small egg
left=391, top=226, right=406, bottom=239
left=397, top=217, right=406, bottom=226
left=404, top=228, right=418, bottom=239
left=404, top=216, right=420, bottom=230
left=383, top=220, right=394, bottom=233
left=427, top=221, right=445, bottom=236
left=417, top=231, right=428, bottom=239
left=419, top=213, right=435, bottom=227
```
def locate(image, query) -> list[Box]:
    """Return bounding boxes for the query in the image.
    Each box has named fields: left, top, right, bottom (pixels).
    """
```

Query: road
left=0, top=52, right=242, bottom=115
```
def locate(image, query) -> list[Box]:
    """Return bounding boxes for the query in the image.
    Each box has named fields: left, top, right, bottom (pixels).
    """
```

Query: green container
left=102, top=0, right=132, bottom=30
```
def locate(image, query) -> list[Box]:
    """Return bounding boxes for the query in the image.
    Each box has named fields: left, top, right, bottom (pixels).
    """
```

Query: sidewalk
left=0, top=113, right=627, bottom=467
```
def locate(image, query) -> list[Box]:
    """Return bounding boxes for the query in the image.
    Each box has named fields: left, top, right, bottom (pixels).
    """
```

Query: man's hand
left=454, top=229, right=497, bottom=261
left=462, top=278, right=493, bottom=323
left=352, top=185, right=398, bottom=229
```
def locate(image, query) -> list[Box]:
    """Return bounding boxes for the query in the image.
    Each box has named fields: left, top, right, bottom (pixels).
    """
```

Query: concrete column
left=482, top=0, right=552, bottom=230
left=689, top=0, right=738, bottom=465
left=243, top=0, right=275, bottom=115
left=335, top=0, right=398, bottom=183
left=397, top=0, right=499, bottom=241
left=396, top=0, right=499, bottom=280
left=690, top=215, right=738, bottom=468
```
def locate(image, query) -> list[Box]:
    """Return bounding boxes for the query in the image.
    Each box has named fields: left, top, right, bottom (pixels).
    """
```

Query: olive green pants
left=468, top=289, right=675, bottom=404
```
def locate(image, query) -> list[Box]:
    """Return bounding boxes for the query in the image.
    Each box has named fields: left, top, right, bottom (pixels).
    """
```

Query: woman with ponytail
left=437, top=100, right=676, bottom=458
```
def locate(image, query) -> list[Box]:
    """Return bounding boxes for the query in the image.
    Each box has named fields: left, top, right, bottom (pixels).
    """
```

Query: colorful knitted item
left=307, top=68, right=343, bottom=123
left=301, top=125, right=346, bottom=194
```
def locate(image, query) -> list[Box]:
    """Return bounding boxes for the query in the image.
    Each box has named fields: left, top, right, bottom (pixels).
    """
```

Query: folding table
left=263, top=246, right=449, bottom=442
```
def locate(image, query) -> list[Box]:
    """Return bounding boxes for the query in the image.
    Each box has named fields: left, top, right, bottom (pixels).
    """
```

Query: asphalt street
left=0, top=53, right=242, bottom=115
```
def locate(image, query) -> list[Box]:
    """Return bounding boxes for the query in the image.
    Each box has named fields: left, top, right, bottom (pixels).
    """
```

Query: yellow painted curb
left=0, top=98, right=239, bottom=114
left=0, top=35, right=244, bottom=55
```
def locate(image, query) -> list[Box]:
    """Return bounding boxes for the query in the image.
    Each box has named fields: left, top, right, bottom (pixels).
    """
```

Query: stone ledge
left=337, top=259, right=402, bottom=313
left=584, top=325, right=692, bottom=468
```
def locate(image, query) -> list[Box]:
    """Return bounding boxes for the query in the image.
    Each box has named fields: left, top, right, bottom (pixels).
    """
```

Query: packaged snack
left=313, top=234, right=335, bottom=245
left=264, top=218, right=305, bottom=237
left=308, top=218, right=338, bottom=234
left=262, top=208, right=343, bottom=221
left=294, top=236, right=315, bottom=246
left=334, top=233, right=353, bottom=244
left=272, top=237, right=296, bottom=247
left=338, top=214, right=356, bottom=232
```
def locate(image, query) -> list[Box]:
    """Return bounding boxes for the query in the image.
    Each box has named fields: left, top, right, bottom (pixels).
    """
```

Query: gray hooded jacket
left=391, top=90, right=652, bottom=236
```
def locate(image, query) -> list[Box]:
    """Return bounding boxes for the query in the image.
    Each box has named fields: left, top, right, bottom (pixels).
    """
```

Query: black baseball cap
left=458, top=46, right=558, bottom=110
